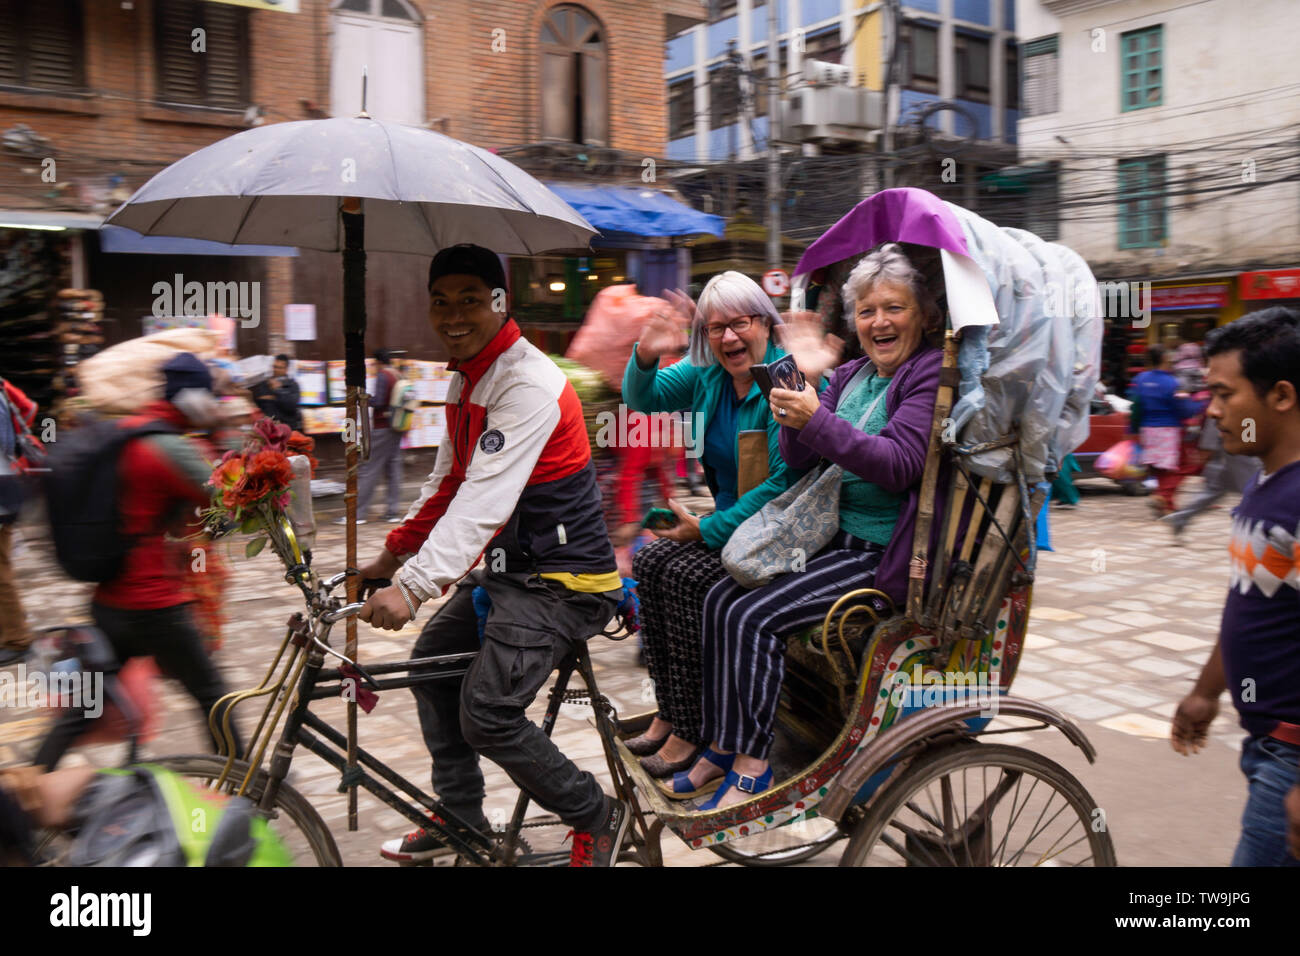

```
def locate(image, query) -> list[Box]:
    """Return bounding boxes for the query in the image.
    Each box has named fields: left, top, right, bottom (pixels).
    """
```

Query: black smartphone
left=750, top=353, right=805, bottom=400
left=642, top=507, right=679, bottom=530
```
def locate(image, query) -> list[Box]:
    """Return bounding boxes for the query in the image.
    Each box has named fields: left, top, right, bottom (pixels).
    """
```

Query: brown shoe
left=623, top=729, right=670, bottom=757
left=639, top=745, right=701, bottom=779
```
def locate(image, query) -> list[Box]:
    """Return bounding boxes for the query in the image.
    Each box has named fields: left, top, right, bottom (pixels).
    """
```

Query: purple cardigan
left=779, top=346, right=943, bottom=604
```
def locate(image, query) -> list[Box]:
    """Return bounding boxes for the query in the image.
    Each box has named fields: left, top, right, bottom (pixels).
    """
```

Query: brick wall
left=0, top=0, right=701, bottom=344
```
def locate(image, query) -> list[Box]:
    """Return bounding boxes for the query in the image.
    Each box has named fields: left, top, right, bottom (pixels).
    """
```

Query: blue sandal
left=696, top=766, right=774, bottom=812
left=658, top=748, right=735, bottom=800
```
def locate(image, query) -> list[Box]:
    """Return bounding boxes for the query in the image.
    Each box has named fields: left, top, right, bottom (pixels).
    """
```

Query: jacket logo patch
left=479, top=429, right=505, bottom=454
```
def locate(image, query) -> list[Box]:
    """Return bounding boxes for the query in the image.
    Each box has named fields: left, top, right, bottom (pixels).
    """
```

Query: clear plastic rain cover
left=942, top=203, right=1103, bottom=483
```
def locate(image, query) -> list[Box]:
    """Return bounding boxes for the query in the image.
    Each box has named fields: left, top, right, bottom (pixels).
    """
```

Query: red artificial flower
left=253, top=417, right=292, bottom=451
left=286, top=430, right=319, bottom=477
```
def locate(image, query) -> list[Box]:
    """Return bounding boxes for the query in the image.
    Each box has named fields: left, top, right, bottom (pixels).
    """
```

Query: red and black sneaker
left=379, top=812, right=479, bottom=863
left=566, top=797, right=630, bottom=867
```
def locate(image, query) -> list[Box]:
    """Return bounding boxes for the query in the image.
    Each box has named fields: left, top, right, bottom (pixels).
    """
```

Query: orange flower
left=211, top=456, right=245, bottom=489
left=286, top=431, right=319, bottom=477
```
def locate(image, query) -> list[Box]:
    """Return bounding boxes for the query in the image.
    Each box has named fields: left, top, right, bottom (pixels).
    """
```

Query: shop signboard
left=1148, top=284, right=1228, bottom=311
left=1239, top=268, right=1300, bottom=300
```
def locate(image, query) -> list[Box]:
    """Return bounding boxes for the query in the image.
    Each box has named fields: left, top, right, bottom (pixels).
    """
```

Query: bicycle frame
left=202, top=559, right=655, bottom=866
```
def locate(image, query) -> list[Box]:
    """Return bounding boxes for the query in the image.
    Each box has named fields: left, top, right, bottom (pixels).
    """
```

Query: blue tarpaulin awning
left=544, top=183, right=723, bottom=239
left=99, top=225, right=298, bottom=256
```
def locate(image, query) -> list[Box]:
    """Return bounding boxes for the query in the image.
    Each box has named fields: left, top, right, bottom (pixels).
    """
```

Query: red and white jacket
left=387, top=320, right=619, bottom=601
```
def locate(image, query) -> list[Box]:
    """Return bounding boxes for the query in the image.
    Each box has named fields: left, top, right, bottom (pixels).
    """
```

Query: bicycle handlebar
left=320, top=602, right=367, bottom=624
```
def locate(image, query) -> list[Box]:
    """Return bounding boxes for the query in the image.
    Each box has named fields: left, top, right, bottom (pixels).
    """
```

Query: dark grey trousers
left=356, top=426, right=404, bottom=519
left=410, top=572, right=618, bottom=833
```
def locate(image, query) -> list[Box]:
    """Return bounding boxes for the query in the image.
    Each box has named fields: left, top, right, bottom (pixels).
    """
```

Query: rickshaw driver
left=357, top=244, right=630, bottom=867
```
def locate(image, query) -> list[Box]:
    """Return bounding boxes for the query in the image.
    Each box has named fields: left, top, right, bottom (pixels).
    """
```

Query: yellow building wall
left=854, top=8, right=885, bottom=90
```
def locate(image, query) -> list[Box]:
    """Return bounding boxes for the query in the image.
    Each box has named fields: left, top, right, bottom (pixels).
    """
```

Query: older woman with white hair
left=675, top=243, right=945, bottom=810
left=620, top=271, right=801, bottom=783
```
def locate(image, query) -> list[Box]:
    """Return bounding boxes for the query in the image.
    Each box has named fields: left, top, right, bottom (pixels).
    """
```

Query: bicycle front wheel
left=152, top=754, right=343, bottom=867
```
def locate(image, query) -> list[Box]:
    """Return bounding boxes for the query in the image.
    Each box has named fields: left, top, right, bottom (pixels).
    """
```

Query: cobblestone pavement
left=1, top=475, right=1249, bottom=866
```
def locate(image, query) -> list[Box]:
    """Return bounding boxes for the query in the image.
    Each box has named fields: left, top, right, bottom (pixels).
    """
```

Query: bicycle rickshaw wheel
left=153, top=754, right=343, bottom=867
left=840, top=743, right=1117, bottom=867
left=706, top=814, right=844, bottom=866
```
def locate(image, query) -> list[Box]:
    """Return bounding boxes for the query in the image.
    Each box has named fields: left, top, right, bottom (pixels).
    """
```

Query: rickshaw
left=98, top=189, right=1113, bottom=867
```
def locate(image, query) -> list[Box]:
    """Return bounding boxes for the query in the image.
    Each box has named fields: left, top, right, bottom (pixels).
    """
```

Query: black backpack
left=44, top=419, right=177, bottom=583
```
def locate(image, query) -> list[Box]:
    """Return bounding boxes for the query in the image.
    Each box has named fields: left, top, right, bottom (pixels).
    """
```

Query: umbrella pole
left=342, top=199, right=367, bottom=831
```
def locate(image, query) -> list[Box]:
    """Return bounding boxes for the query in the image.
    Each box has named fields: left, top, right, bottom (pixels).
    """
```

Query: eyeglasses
left=704, top=315, right=759, bottom=339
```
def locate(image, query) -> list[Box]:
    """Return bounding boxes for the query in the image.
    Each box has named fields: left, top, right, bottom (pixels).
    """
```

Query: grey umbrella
left=105, top=112, right=596, bottom=829
left=105, top=115, right=595, bottom=254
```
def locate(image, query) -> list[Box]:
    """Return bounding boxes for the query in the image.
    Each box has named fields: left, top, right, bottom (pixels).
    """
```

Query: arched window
left=539, top=5, right=608, bottom=146
left=330, top=0, right=424, bottom=124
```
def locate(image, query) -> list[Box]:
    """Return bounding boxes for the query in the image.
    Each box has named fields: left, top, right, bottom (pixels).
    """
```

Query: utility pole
left=765, top=0, right=781, bottom=271
left=883, top=0, right=899, bottom=189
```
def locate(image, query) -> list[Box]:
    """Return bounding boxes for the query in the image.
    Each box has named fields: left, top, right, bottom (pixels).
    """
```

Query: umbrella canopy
left=104, top=116, right=597, bottom=254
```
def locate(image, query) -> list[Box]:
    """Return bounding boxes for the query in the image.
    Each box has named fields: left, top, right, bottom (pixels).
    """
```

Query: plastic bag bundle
left=942, top=207, right=1101, bottom=483
left=75, top=327, right=222, bottom=416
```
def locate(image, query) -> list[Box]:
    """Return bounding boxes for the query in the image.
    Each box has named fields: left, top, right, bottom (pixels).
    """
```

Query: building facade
left=663, top=0, right=1022, bottom=284
left=1017, top=0, right=1300, bottom=388
left=0, top=0, right=710, bottom=385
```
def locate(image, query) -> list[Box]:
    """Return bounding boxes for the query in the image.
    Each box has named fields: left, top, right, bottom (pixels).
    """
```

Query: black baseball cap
left=427, top=244, right=506, bottom=294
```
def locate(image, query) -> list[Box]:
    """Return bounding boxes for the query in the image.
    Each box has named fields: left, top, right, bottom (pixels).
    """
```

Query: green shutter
left=1118, top=156, right=1167, bottom=249
left=1121, top=25, right=1162, bottom=112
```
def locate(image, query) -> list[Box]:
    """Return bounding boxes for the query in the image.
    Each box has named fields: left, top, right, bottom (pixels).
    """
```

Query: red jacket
left=3, top=380, right=36, bottom=429
left=94, top=401, right=215, bottom=610
left=386, top=319, right=618, bottom=600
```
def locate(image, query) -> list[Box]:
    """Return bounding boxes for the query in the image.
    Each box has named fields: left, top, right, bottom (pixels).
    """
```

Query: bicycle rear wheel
left=840, top=743, right=1116, bottom=867
left=152, top=754, right=342, bottom=867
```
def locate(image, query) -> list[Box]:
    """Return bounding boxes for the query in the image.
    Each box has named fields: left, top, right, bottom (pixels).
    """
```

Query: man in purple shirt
left=1172, top=306, right=1300, bottom=865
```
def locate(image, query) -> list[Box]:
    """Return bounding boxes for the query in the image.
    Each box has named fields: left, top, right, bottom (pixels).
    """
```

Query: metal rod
left=906, top=330, right=959, bottom=620
left=765, top=0, right=780, bottom=271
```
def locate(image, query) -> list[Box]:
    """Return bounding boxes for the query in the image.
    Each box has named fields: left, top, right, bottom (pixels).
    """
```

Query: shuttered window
left=539, top=5, right=608, bottom=146
left=0, top=0, right=85, bottom=93
left=1022, top=35, right=1058, bottom=117
left=1121, top=25, right=1162, bottom=112
left=154, top=0, right=251, bottom=109
left=1118, top=155, right=1167, bottom=249
left=668, top=78, right=695, bottom=139
left=900, top=20, right=939, bottom=94
left=955, top=31, right=991, bottom=104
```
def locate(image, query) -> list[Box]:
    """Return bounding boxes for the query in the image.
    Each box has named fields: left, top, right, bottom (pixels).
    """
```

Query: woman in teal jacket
left=621, top=271, right=800, bottom=783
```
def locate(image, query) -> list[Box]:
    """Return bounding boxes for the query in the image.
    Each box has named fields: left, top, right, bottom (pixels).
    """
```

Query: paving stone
left=1135, top=630, right=1212, bottom=651
left=1130, top=656, right=1198, bottom=677
left=1077, top=618, right=1133, bottom=635
left=1035, top=646, right=1104, bottom=664
left=1031, top=606, right=1087, bottom=622
left=1050, top=668, right=1107, bottom=687
left=1091, top=684, right=1166, bottom=708
left=1046, top=694, right=1127, bottom=720
left=1110, top=612, right=1171, bottom=628
left=1089, top=639, right=1147, bottom=658
left=1097, top=712, right=1177, bottom=739
left=1004, top=675, right=1067, bottom=700
left=1110, top=599, right=1156, bottom=612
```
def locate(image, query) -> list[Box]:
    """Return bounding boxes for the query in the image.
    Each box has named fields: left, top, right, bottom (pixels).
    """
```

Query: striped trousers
left=701, top=531, right=884, bottom=760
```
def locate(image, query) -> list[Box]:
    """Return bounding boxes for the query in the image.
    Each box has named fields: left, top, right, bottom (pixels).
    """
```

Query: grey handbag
left=721, top=366, right=885, bottom=588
